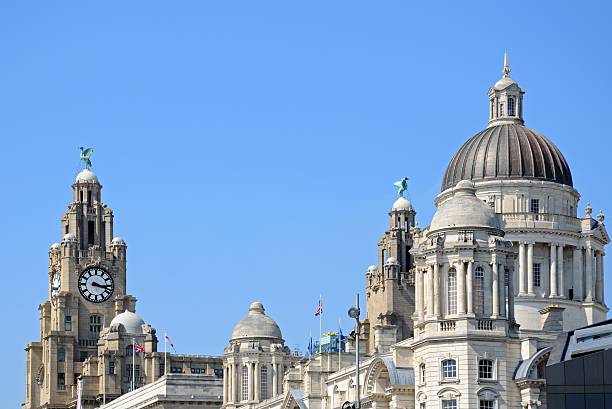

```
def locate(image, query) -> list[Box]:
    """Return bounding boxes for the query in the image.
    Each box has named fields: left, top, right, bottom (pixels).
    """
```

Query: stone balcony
left=501, top=212, right=580, bottom=232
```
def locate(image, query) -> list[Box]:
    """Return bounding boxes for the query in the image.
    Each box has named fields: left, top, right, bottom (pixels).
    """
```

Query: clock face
left=78, top=267, right=114, bottom=303
left=51, top=272, right=61, bottom=296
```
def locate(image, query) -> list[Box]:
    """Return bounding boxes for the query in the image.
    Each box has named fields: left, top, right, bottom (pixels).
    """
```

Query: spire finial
left=503, top=52, right=511, bottom=77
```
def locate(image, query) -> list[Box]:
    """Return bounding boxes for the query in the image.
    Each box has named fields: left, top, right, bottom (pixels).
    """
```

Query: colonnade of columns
left=516, top=241, right=605, bottom=304
left=223, top=361, right=284, bottom=405
left=415, top=258, right=514, bottom=322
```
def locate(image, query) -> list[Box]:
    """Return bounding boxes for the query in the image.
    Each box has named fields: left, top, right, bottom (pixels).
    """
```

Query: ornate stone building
left=24, top=169, right=223, bottom=409
left=24, top=55, right=609, bottom=409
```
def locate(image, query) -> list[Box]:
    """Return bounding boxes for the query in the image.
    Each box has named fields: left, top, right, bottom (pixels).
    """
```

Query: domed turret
left=430, top=180, right=501, bottom=232
left=392, top=196, right=412, bottom=211
left=75, top=169, right=99, bottom=184
left=230, top=301, right=283, bottom=341
left=441, top=54, right=572, bottom=192
left=110, top=310, right=145, bottom=335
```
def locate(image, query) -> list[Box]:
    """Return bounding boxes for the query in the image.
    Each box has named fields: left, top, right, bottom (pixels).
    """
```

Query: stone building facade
left=24, top=55, right=609, bottom=409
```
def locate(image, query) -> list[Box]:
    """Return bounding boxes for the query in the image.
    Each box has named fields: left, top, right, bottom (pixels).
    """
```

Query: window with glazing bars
left=474, top=267, right=485, bottom=315
left=241, top=365, right=249, bottom=401
left=478, top=359, right=494, bottom=379
left=533, top=263, right=541, bottom=287
left=442, top=359, right=457, bottom=379
left=447, top=269, right=457, bottom=315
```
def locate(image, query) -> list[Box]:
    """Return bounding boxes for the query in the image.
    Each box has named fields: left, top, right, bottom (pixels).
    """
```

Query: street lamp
left=347, top=293, right=361, bottom=409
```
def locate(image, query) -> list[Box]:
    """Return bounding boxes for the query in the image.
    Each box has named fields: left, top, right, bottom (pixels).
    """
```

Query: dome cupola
left=230, top=301, right=283, bottom=342
left=441, top=54, right=573, bottom=192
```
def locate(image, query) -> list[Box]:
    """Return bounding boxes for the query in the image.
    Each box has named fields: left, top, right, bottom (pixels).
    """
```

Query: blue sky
left=1, top=1, right=611, bottom=406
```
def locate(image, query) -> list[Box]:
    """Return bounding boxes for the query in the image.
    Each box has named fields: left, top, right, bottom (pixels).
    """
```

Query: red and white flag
left=165, top=335, right=176, bottom=353
left=315, top=299, right=323, bottom=317
left=134, top=342, right=145, bottom=353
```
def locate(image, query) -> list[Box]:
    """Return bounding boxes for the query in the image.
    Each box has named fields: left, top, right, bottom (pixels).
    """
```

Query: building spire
left=503, top=52, right=511, bottom=77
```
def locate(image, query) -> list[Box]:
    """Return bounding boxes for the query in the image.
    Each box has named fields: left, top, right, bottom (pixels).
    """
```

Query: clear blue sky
left=1, top=2, right=611, bottom=406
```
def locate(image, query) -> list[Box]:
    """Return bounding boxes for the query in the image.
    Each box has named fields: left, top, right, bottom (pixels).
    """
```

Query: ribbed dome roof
left=442, top=124, right=573, bottom=192
left=231, top=302, right=283, bottom=341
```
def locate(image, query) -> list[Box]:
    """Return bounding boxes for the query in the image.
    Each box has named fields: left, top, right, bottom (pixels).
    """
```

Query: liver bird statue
left=393, top=177, right=409, bottom=197
left=79, top=147, right=94, bottom=170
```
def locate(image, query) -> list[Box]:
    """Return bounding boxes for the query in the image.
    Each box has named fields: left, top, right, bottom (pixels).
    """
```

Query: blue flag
left=307, top=336, right=313, bottom=357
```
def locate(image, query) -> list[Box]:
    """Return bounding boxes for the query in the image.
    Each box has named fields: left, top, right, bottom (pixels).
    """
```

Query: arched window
left=478, top=359, right=494, bottom=380
left=419, top=363, right=426, bottom=384
left=241, top=365, right=249, bottom=401
left=441, top=359, right=457, bottom=379
left=508, top=97, right=515, bottom=116
left=447, top=269, right=457, bottom=315
left=57, top=348, right=65, bottom=362
left=260, top=365, right=268, bottom=400
left=474, top=267, right=485, bottom=315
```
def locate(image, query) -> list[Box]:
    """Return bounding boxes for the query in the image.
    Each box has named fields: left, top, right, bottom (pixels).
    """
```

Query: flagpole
left=103, top=316, right=106, bottom=405
left=164, top=331, right=167, bottom=377
left=132, top=338, right=135, bottom=392
left=319, top=294, right=322, bottom=354
left=338, top=317, right=341, bottom=371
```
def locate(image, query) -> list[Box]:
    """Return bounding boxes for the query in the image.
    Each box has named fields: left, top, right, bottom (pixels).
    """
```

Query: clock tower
left=24, top=167, right=137, bottom=409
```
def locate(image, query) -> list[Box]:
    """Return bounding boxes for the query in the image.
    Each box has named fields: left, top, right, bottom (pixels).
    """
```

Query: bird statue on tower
left=393, top=177, right=409, bottom=197
left=79, top=147, right=94, bottom=169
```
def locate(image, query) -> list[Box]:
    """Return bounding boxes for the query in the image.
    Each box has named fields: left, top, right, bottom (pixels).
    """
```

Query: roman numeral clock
left=78, top=266, right=115, bottom=303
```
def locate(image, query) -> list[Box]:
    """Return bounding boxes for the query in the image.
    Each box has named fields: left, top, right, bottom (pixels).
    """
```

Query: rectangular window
left=57, top=373, right=65, bottom=386
left=134, top=364, right=141, bottom=377
left=260, top=365, right=268, bottom=400
left=530, top=199, right=540, bottom=214
left=474, top=268, right=485, bottom=315
left=109, top=361, right=115, bottom=375
left=88, top=221, right=95, bottom=246
left=242, top=366, right=249, bottom=401
left=79, top=351, right=88, bottom=362
left=442, top=400, right=457, bottom=409
left=442, top=359, right=457, bottom=379
left=90, top=315, right=102, bottom=333
left=126, top=363, right=133, bottom=374
left=533, top=263, right=541, bottom=287
left=478, top=359, right=494, bottom=379
left=57, top=348, right=65, bottom=362
left=64, top=316, right=72, bottom=332
left=447, top=270, right=457, bottom=315
left=480, top=400, right=494, bottom=409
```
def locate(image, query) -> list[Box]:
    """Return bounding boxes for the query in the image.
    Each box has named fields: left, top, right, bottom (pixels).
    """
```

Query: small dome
left=493, top=76, right=517, bottom=90
left=62, top=233, right=76, bottom=242
left=367, top=265, right=377, bottom=272
left=385, top=257, right=398, bottom=265
left=231, top=301, right=283, bottom=341
left=50, top=242, right=60, bottom=250
left=75, top=169, right=99, bottom=184
left=111, top=237, right=126, bottom=246
left=392, top=197, right=412, bottom=211
left=430, top=180, right=501, bottom=232
left=110, top=310, right=145, bottom=335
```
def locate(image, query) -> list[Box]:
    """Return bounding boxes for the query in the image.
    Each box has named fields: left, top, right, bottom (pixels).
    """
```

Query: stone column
left=466, top=260, right=474, bottom=315
left=415, top=268, right=423, bottom=321
left=223, top=366, right=228, bottom=404
left=271, top=362, right=278, bottom=397
left=519, top=242, right=526, bottom=295
left=457, top=261, right=466, bottom=315
left=527, top=243, right=535, bottom=295
left=549, top=243, right=558, bottom=298
left=596, top=251, right=604, bottom=303
left=508, top=265, right=515, bottom=322
left=492, top=261, right=499, bottom=317
left=249, top=363, right=254, bottom=401
left=232, top=363, right=238, bottom=403
left=278, top=364, right=284, bottom=394
left=499, top=265, right=506, bottom=317
left=586, top=246, right=594, bottom=301
left=558, top=244, right=565, bottom=298
left=427, top=264, right=434, bottom=317
left=433, top=263, right=440, bottom=317
left=573, top=246, right=583, bottom=301
left=254, top=362, right=260, bottom=402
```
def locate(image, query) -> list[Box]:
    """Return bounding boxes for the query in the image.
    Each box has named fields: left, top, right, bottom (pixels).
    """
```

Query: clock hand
left=91, top=282, right=111, bottom=290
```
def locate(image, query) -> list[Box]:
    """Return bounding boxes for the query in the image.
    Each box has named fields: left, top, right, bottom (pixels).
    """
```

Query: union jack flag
left=134, top=342, right=145, bottom=353
left=315, top=299, right=323, bottom=316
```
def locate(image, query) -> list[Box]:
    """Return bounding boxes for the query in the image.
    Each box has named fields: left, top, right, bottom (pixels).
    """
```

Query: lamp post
left=347, top=293, right=361, bottom=409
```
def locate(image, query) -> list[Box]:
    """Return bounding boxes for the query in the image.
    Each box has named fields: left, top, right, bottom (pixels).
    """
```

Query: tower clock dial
left=78, top=267, right=114, bottom=303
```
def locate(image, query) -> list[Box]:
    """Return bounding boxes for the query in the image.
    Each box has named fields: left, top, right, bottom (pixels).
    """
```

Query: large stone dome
left=231, top=302, right=283, bottom=341
left=441, top=123, right=573, bottom=192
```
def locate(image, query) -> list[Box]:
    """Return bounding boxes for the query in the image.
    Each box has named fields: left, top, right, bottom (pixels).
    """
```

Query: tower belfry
left=364, top=182, right=417, bottom=353
left=24, top=155, right=137, bottom=409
